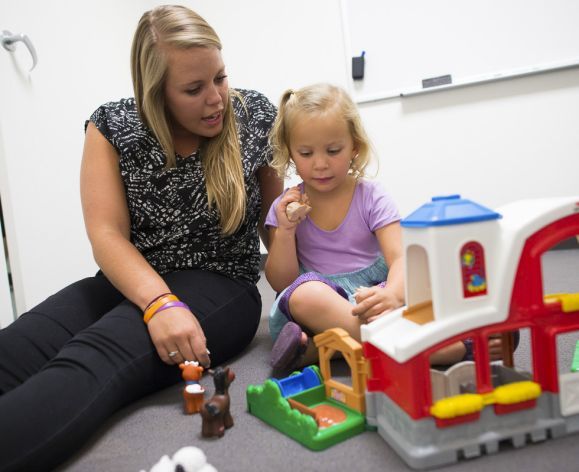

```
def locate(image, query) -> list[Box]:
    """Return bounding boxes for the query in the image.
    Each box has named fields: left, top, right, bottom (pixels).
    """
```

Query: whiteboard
left=342, top=0, right=579, bottom=103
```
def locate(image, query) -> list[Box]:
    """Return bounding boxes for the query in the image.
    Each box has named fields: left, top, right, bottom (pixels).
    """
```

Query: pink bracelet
left=155, top=301, right=190, bottom=314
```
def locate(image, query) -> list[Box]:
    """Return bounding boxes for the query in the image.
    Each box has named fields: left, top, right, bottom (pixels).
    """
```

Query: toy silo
left=400, top=195, right=502, bottom=324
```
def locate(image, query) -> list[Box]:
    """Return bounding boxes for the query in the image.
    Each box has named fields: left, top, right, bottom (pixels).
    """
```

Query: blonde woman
left=265, top=83, right=405, bottom=373
left=0, top=5, right=281, bottom=470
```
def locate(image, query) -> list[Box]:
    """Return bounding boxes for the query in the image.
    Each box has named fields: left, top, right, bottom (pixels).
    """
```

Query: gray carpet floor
left=58, top=249, right=579, bottom=472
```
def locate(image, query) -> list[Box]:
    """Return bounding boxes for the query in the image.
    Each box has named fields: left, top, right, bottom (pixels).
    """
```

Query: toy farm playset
left=247, top=327, right=369, bottom=450
left=247, top=195, right=579, bottom=469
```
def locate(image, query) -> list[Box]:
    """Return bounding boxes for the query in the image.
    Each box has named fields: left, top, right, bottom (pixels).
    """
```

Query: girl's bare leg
left=288, top=281, right=363, bottom=341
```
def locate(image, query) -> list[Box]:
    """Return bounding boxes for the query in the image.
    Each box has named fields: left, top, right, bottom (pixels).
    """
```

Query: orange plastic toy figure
left=179, top=361, right=205, bottom=414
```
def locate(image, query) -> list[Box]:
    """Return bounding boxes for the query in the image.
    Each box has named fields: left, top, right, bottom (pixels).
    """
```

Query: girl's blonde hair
left=131, top=5, right=245, bottom=235
left=269, top=83, right=372, bottom=179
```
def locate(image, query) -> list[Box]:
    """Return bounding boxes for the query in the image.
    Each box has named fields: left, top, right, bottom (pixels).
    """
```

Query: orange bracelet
left=143, top=294, right=179, bottom=324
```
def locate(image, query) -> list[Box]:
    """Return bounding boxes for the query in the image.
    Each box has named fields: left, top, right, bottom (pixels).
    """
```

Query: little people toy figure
left=200, top=366, right=235, bottom=438
left=143, top=446, right=217, bottom=472
left=285, top=194, right=311, bottom=222
left=179, top=361, right=205, bottom=414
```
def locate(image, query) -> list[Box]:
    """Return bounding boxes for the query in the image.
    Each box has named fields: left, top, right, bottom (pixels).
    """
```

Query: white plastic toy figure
left=143, top=446, right=217, bottom=472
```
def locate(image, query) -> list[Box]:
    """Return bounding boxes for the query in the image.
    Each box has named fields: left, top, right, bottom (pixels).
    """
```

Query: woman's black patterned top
left=88, top=89, right=276, bottom=284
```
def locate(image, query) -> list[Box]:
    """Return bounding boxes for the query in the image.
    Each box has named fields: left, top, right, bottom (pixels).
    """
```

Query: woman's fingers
left=161, top=339, right=208, bottom=366
left=175, top=338, right=196, bottom=364
left=167, top=332, right=209, bottom=367
left=190, top=337, right=210, bottom=368
left=156, top=344, right=181, bottom=365
left=148, top=307, right=209, bottom=366
left=166, top=348, right=181, bottom=363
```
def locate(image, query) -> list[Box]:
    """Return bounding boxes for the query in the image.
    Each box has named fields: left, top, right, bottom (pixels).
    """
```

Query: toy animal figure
left=286, top=194, right=311, bottom=222
left=200, top=366, right=236, bottom=438
left=179, top=361, right=205, bottom=414
left=142, top=446, right=217, bottom=472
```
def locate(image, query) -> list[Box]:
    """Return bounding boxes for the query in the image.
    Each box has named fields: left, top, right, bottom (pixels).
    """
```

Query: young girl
left=264, top=83, right=405, bottom=372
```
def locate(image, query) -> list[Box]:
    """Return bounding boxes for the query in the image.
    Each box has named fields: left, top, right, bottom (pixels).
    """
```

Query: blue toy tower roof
left=401, top=195, right=502, bottom=227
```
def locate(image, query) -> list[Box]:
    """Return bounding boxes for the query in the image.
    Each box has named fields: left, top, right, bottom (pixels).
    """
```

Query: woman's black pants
left=0, top=270, right=261, bottom=471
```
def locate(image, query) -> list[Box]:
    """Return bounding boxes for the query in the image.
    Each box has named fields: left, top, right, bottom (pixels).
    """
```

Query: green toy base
left=247, top=379, right=366, bottom=450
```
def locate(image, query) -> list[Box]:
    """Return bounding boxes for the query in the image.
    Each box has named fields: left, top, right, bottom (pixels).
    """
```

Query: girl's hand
left=147, top=306, right=210, bottom=367
left=276, top=186, right=309, bottom=229
left=352, top=285, right=404, bottom=324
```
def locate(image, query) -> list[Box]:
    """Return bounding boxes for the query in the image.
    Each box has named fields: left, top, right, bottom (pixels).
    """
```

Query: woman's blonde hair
left=131, top=5, right=245, bottom=235
left=269, top=83, right=373, bottom=179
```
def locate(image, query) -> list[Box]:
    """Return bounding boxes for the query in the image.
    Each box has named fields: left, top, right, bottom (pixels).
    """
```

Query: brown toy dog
left=179, top=361, right=205, bottom=414
left=200, top=366, right=235, bottom=438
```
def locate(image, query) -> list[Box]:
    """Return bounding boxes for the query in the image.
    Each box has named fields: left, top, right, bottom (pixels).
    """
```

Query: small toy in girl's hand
left=143, top=446, right=217, bottom=472
left=179, top=361, right=205, bottom=414
left=286, top=200, right=312, bottom=222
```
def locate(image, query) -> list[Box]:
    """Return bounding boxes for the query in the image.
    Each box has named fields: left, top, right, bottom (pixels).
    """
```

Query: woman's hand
left=352, top=285, right=404, bottom=324
left=147, top=306, right=210, bottom=367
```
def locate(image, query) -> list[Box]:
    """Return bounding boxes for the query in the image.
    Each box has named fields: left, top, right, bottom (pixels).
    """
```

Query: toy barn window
left=460, top=242, right=487, bottom=298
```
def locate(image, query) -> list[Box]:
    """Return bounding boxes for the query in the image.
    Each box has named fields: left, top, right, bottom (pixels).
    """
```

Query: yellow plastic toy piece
left=430, top=381, right=542, bottom=419
left=430, top=394, right=484, bottom=419
left=544, top=293, right=579, bottom=312
left=493, top=381, right=541, bottom=404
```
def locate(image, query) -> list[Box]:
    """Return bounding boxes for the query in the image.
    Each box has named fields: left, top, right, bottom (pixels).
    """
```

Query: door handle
left=1, top=30, right=38, bottom=71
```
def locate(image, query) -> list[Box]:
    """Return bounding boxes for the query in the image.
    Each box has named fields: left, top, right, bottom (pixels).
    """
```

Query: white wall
left=359, top=68, right=579, bottom=216
left=0, top=0, right=140, bottom=315
left=1, top=0, right=578, bottom=315
left=0, top=218, right=14, bottom=327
